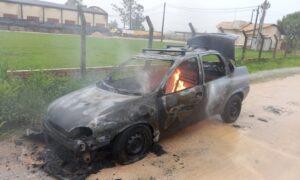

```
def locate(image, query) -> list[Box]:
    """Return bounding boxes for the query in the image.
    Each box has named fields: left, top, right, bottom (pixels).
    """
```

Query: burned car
left=43, top=34, right=249, bottom=164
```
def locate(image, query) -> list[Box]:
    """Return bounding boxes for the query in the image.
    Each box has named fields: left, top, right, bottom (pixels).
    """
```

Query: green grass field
left=0, top=31, right=166, bottom=70
left=0, top=31, right=299, bottom=72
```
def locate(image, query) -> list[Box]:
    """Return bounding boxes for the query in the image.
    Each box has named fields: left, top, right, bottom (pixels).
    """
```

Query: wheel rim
left=126, top=133, right=145, bottom=155
left=229, top=100, right=241, bottom=118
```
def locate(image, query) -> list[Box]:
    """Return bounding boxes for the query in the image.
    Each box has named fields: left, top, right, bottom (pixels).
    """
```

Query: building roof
left=217, top=20, right=277, bottom=32
left=2, top=0, right=108, bottom=15
left=242, top=23, right=277, bottom=32
left=217, top=20, right=250, bottom=30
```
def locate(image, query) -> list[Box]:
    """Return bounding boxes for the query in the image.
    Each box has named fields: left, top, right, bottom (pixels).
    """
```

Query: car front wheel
left=113, top=125, right=152, bottom=165
left=221, top=95, right=242, bottom=123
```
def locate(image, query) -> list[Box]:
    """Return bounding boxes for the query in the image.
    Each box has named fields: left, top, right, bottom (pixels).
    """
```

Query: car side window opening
left=104, top=59, right=173, bottom=94
left=165, top=58, right=200, bottom=94
left=202, top=54, right=226, bottom=82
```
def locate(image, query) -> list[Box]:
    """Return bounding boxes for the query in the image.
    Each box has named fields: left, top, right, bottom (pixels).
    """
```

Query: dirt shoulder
left=1, top=74, right=300, bottom=180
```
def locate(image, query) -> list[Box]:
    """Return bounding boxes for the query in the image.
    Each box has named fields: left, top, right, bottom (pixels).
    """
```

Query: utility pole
left=256, top=0, right=271, bottom=50
left=250, top=9, right=255, bottom=23
left=129, top=0, right=133, bottom=29
left=160, top=2, right=166, bottom=42
left=252, top=6, right=260, bottom=38
left=251, top=6, right=260, bottom=49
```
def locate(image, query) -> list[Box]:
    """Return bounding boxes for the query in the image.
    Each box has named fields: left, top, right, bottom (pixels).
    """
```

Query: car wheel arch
left=113, top=122, right=155, bottom=143
left=228, top=90, right=244, bottom=102
left=69, top=126, right=93, bottom=138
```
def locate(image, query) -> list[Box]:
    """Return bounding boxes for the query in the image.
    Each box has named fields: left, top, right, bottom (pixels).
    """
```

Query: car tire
left=113, top=125, right=152, bottom=165
left=221, top=95, right=242, bottom=123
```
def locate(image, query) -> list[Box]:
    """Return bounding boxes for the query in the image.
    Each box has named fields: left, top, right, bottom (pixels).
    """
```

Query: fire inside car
left=165, top=59, right=199, bottom=94
left=100, top=57, right=199, bottom=95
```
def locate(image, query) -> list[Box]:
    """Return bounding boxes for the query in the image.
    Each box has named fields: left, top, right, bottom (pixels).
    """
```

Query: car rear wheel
left=221, top=95, right=242, bottom=123
left=113, top=125, right=152, bottom=165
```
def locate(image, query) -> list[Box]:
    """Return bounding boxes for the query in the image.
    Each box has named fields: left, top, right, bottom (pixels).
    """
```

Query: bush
left=0, top=71, right=96, bottom=131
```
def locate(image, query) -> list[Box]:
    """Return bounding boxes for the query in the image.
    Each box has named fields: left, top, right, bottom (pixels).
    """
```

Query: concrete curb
left=250, top=67, right=300, bottom=83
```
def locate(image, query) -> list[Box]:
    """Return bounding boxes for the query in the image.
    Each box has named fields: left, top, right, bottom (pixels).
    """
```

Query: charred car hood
left=46, top=85, right=140, bottom=132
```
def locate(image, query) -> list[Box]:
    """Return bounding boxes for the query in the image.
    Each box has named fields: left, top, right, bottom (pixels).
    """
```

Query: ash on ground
left=38, top=147, right=115, bottom=180
left=23, top=132, right=167, bottom=180
left=38, top=144, right=166, bottom=180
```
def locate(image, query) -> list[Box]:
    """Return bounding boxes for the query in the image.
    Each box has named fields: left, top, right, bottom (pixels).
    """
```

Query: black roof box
left=187, top=33, right=237, bottom=60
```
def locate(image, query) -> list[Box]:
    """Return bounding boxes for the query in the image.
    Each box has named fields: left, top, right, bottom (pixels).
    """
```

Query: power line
left=167, top=3, right=257, bottom=12
left=166, top=8, right=254, bottom=14
left=144, top=3, right=163, bottom=13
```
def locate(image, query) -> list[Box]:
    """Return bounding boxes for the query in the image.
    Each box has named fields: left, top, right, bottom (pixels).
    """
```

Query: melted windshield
left=98, top=58, right=173, bottom=95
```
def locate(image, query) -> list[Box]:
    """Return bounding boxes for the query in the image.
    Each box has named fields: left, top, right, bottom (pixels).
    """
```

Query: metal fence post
left=146, top=16, right=154, bottom=49
left=273, top=35, right=279, bottom=59
left=188, top=22, right=196, bottom=37
left=241, top=30, right=248, bottom=60
left=78, top=5, right=86, bottom=78
left=258, top=33, right=265, bottom=60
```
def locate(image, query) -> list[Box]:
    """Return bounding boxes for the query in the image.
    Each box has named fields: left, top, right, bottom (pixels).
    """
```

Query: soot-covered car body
left=43, top=34, right=250, bottom=164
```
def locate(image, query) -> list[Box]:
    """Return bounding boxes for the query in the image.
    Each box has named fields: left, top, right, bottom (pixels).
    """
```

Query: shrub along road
left=1, top=73, right=300, bottom=180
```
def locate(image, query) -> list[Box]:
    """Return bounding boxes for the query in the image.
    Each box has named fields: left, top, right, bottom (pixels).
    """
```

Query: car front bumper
left=43, top=120, right=110, bottom=153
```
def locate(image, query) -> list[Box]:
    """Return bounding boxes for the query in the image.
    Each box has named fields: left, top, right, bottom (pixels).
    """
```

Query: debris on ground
left=14, top=139, right=23, bottom=146
left=25, top=129, right=44, bottom=143
left=257, top=118, right=269, bottom=123
left=288, top=101, right=299, bottom=106
left=16, top=132, right=168, bottom=180
left=249, top=114, right=255, bottom=118
left=150, top=144, right=167, bottom=156
left=38, top=147, right=116, bottom=180
left=264, top=106, right=285, bottom=115
left=232, top=124, right=243, bottom=129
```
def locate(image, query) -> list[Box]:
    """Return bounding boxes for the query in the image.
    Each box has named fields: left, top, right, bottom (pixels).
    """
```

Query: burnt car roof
left=135, top=48, right=221, bottom=62
left=136, top=33, right=236, bottom=61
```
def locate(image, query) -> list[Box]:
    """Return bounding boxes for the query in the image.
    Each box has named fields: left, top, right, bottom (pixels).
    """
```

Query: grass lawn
left=0, top=31, right=299, bottom=72
left=237, top=57, right=300, bottom=73
left=0, top=31, right=167, bottom=70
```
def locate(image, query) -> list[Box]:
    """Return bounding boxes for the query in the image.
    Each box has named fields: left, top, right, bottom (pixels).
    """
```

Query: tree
left=108, top=20, right=119, bottom=30
left=277, top=11, right=300, bottom=55
left=131, top=4, right=145, bottom=30
left=65, top=0, right=82, bottom=6
left=112, top=0, right=145, bottom=30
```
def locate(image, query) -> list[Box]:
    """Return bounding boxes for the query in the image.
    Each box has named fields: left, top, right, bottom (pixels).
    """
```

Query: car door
left=160, top=57, right=204, bottom=132
left=200, top=53, right=231, bottom=116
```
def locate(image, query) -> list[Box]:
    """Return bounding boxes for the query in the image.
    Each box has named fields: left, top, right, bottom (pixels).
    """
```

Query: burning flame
left=167, top=69, right=187, bottom=93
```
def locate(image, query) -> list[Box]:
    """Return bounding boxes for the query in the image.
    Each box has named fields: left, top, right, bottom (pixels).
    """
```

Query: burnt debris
left=23, top=131, right=167, bottom=180
left=35, top=144, right=116, bottom=180
left=257, top=118, right=269, bottom=123
left=264, top=106, right=285, bottom=115
left=150, top=144, right=167, bottom=156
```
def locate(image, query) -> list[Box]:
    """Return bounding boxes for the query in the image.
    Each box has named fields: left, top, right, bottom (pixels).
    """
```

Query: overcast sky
left=48, top=0, right=299, bottom=32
